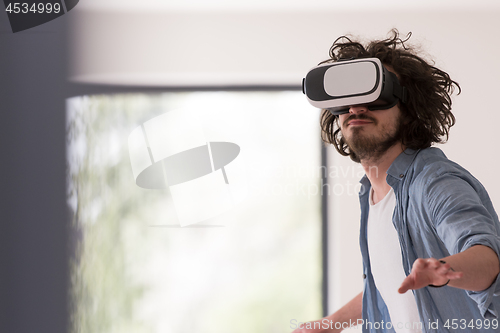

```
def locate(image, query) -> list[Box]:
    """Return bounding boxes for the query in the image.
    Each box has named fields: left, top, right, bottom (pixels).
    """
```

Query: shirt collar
left=386, top=148, right=420, bottom=181
left=358, top=148, right=421, bottom=195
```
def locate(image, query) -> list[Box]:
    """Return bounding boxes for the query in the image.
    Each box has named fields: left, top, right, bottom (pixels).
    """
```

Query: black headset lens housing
left=302, top=58, right=407, bottom=115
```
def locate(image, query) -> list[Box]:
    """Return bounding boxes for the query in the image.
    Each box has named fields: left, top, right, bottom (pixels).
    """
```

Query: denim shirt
left=359, top=147, right=500, bottom=333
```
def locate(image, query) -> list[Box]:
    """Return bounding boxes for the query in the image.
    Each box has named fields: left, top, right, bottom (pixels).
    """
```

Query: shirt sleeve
left=422, top=166, right=500, bottom=318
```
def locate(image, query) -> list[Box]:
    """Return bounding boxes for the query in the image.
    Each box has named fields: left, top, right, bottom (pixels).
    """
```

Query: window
left=67, top=91, right=322, bottom=333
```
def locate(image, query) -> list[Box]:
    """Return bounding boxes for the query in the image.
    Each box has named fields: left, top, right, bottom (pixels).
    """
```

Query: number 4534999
left=5, top=3, right=61, bottom=14
left=443, top=318, right=498, bottom=330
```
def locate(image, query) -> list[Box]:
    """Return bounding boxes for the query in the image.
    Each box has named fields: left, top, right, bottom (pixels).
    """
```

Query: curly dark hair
left=320, top=29, right=461, bottom=163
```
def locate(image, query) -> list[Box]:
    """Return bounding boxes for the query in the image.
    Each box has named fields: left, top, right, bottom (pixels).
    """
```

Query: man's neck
left=361, top=143, right=404, bottom=204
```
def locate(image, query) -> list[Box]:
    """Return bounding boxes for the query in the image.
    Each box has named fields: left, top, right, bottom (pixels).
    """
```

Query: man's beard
left=342, top=113, right=403, bottom=163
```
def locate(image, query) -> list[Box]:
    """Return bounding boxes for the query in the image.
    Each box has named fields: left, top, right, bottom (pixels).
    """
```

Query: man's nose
left=349, top=105, right=369, bottom=114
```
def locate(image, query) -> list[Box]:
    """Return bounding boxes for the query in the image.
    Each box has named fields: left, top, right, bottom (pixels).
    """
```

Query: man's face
left=337, top=102, right=403, bottom=162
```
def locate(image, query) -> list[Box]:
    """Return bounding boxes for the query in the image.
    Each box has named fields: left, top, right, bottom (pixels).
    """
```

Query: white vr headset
left=302, top=58, right=407, bottom=115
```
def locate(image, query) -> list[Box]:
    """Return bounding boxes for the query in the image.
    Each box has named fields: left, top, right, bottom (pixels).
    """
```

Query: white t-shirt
left=367, top=188, right=423, bottom=333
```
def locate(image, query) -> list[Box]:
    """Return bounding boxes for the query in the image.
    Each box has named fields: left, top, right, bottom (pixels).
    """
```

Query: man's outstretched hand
left=398, top=258, right=463, bottom=294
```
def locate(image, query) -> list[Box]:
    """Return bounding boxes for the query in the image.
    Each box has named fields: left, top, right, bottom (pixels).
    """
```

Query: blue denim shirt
left=359, top=147, right=500, bottom=332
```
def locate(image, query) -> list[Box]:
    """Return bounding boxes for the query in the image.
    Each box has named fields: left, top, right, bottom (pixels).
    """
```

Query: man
left=295, top=30, right=500, bottom=332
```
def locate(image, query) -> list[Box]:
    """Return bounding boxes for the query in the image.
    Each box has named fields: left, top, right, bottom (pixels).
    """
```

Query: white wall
left=70, top=4, right=500, bottom=317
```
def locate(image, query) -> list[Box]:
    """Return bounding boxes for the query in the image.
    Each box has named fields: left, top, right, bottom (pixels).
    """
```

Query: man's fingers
left=445, top=270, right=464, bottom=280
left=398, top=276, right=413, bottom=294
left=437, top=263, right=451, bottom=275
left=435, top=261, right=463, bottom=280
left=427, top=258, right=441, bottom=268
left=413, top=258, right=428, bottom=270
left=400, top=258, right=464, bottom=293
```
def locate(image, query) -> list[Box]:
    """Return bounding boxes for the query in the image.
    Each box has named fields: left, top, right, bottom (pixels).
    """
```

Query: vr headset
left=302, top=58, right=407, bottom=115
